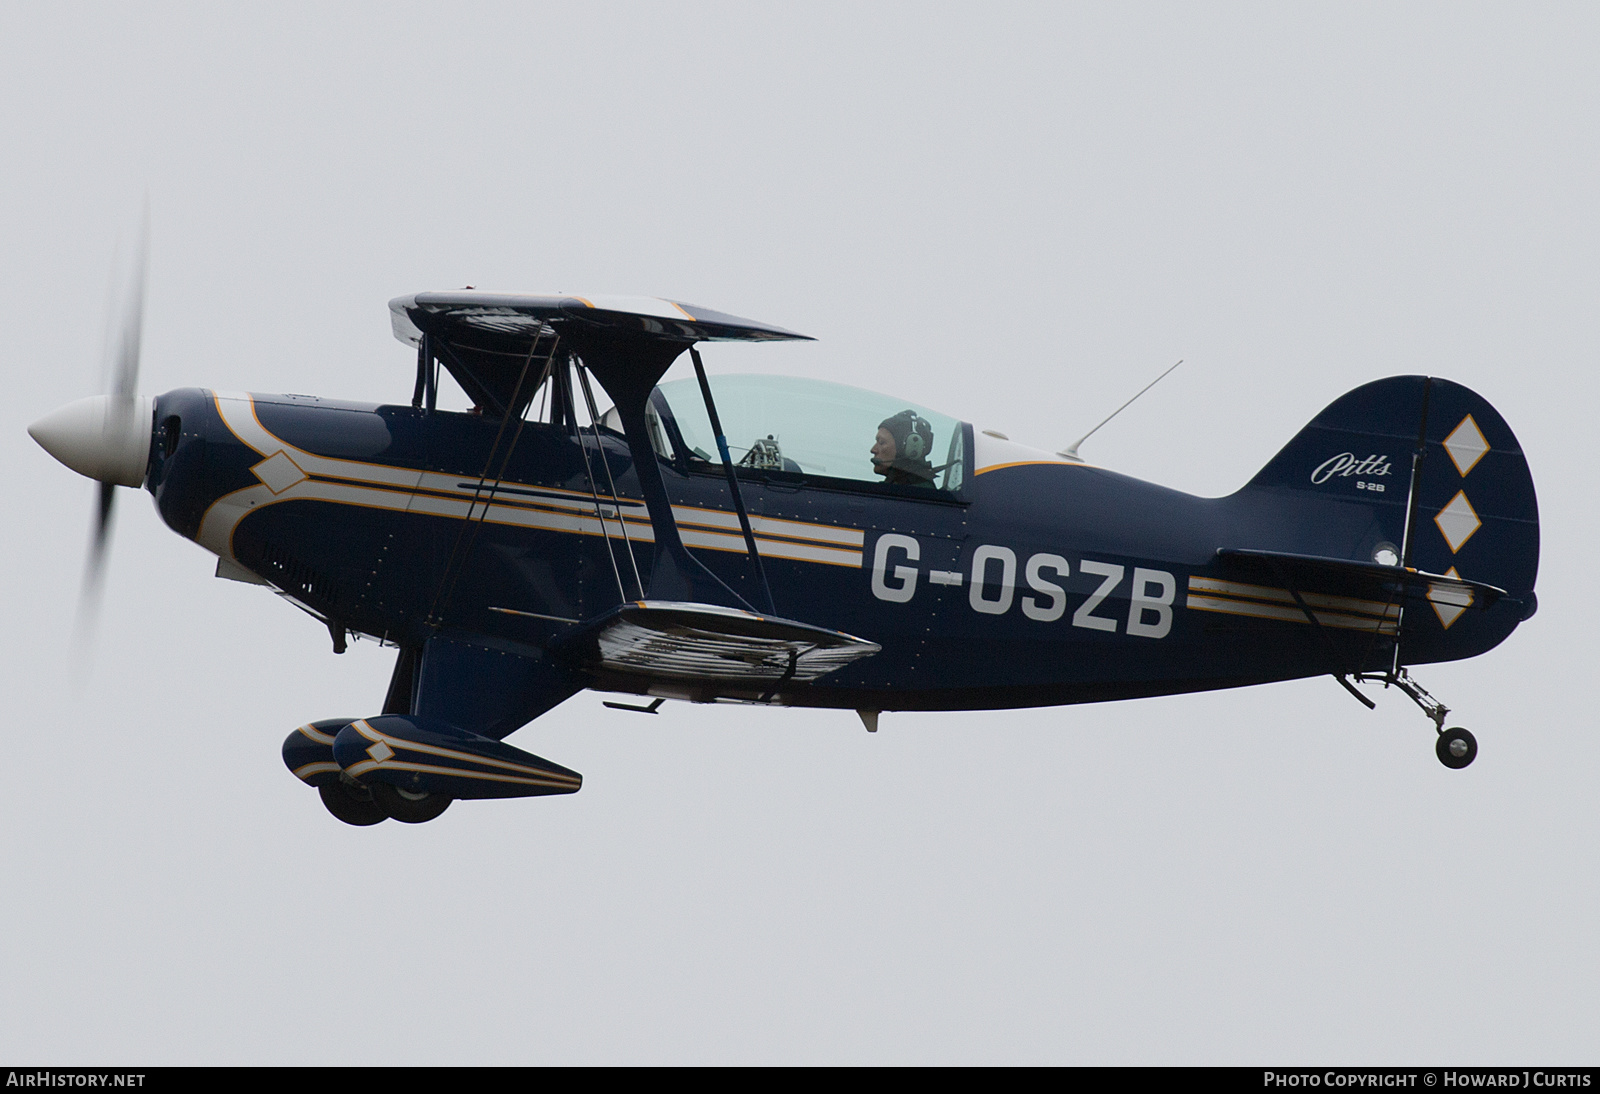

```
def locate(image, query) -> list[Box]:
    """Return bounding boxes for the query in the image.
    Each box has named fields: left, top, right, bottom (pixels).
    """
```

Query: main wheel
left=319, top=780, right=387, bottom=826
left=1436, top=727, right=1478, bottom=770
left=370, top=781, right=453, bottom=824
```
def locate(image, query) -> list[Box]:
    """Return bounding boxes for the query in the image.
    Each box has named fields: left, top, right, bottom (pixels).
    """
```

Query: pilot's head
left=872, top=410, right=935, bottom=483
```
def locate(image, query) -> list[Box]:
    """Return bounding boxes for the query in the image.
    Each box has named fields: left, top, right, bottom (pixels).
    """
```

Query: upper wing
left=390, top=291, right=812, bottom=415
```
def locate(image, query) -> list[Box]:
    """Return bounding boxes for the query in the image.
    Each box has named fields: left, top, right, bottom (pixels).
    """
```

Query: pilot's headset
left=884, top=410, right=933, bottom=462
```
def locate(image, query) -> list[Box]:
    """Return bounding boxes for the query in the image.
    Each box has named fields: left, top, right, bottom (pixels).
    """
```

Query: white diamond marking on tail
left=1442, top=415, right=1490, bottom=477
left=1428, top=567, right=1473, bottom=629
left=1434, top=491, right=1482, bottom=553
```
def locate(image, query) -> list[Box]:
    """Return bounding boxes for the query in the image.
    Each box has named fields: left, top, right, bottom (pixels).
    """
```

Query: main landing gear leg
left=1353, top=667, right=1477, bottom=770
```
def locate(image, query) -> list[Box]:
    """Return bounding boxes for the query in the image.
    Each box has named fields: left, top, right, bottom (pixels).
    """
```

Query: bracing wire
left=425, top=328, right=560, bottom=627
left=575, top=361, right=646, bottom=599
left=559, top=356, right=629, bottom=604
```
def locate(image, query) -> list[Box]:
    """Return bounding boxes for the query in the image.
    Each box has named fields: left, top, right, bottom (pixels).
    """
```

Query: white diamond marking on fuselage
left=1442, top=415, right=1489, bottom=477
left=252, top=450, right=308, bottom=494
left=1427, top=567, right=1473, bottom=629
left=1434, top=490, right=1482, bottom=553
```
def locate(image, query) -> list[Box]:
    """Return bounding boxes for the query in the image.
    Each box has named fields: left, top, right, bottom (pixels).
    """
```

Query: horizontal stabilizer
left=572, top=600, right=881, bottom=683
left=1217, top=548, right=1507, bottom=611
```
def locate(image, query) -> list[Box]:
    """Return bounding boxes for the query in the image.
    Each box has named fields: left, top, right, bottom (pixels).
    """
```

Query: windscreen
left=653, top=374, right=966, bottom=493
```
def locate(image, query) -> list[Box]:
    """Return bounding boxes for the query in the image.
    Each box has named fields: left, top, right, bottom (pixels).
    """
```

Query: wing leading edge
left=390, top=291, right=811, bottom=354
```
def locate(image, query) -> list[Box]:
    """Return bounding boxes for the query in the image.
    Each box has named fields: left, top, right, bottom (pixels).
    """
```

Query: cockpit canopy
left=607, top=374, right=969, bottom=495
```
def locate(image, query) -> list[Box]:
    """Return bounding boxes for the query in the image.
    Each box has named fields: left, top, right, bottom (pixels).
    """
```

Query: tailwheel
left=1369, top=668, right=1480, bottom=771
left=319, top=778, right=388, bottom=826
left=1436, top=727, right=1478, bottom=770
left=371, top=781, right=453, bottom=824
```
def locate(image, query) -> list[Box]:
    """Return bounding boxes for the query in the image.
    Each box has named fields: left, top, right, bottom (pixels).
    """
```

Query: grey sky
left=3, top=3, right=1596, bottom=1063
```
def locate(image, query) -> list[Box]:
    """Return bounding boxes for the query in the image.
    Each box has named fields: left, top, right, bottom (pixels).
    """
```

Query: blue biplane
left=31, top=290, right=1539, bottom=824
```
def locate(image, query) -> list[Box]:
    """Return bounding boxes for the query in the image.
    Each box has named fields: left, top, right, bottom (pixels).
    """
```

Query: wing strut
left=569, top=328, right=753, bottom=610
left=392, top=292, right=814, bottom=612
left=1258, top=553, right=1380, bottom=710
left=426, top=330, right=560, bottom=627
left=690, top=346, right=775, bottom=615
left=410, top=332, right=443, bottom=413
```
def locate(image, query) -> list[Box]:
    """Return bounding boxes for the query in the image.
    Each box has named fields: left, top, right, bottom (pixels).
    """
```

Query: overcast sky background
left=3, top=3, right=1597, bottom=1064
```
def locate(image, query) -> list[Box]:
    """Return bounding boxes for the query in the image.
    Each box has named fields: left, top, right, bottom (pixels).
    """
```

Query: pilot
left=871, top=410, right=937, bottom=487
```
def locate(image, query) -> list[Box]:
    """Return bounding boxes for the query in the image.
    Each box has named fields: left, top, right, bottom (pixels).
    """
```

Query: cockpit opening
left=634, top=374, right=968, bottom=495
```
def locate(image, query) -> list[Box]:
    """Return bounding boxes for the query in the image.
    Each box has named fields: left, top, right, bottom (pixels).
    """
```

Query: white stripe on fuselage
left=197, top=393, right=864, bottom=569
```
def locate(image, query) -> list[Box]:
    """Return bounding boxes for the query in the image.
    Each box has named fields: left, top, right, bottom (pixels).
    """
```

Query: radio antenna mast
left=1058, top=359, right=1184, bottom=462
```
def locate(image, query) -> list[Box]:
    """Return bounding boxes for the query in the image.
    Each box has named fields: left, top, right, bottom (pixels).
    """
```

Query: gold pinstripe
left=1187, top=577, right=1402, bottom=620
left=345, top=758, right=580, bottom=791
left=1186, top=594, right=1399, bottom=634
left=348, top=720, right=582, bottom=786
left=198, top=393, right=866, bottom=568
left=1185, top=576, right=1399, bottom=635
left=974, top=459, right=1094, bottom=475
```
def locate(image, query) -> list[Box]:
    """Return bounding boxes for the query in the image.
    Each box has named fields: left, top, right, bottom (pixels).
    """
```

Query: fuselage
left=143, top=384, right=1525, bottom=713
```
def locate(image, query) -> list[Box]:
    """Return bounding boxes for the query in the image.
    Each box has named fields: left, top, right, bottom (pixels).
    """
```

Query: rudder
left=1236, top=375, right=1538, bottom=664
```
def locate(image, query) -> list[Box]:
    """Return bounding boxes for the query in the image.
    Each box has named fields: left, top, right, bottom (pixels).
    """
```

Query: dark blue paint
left=145, top=375, right=1538, bottom=740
